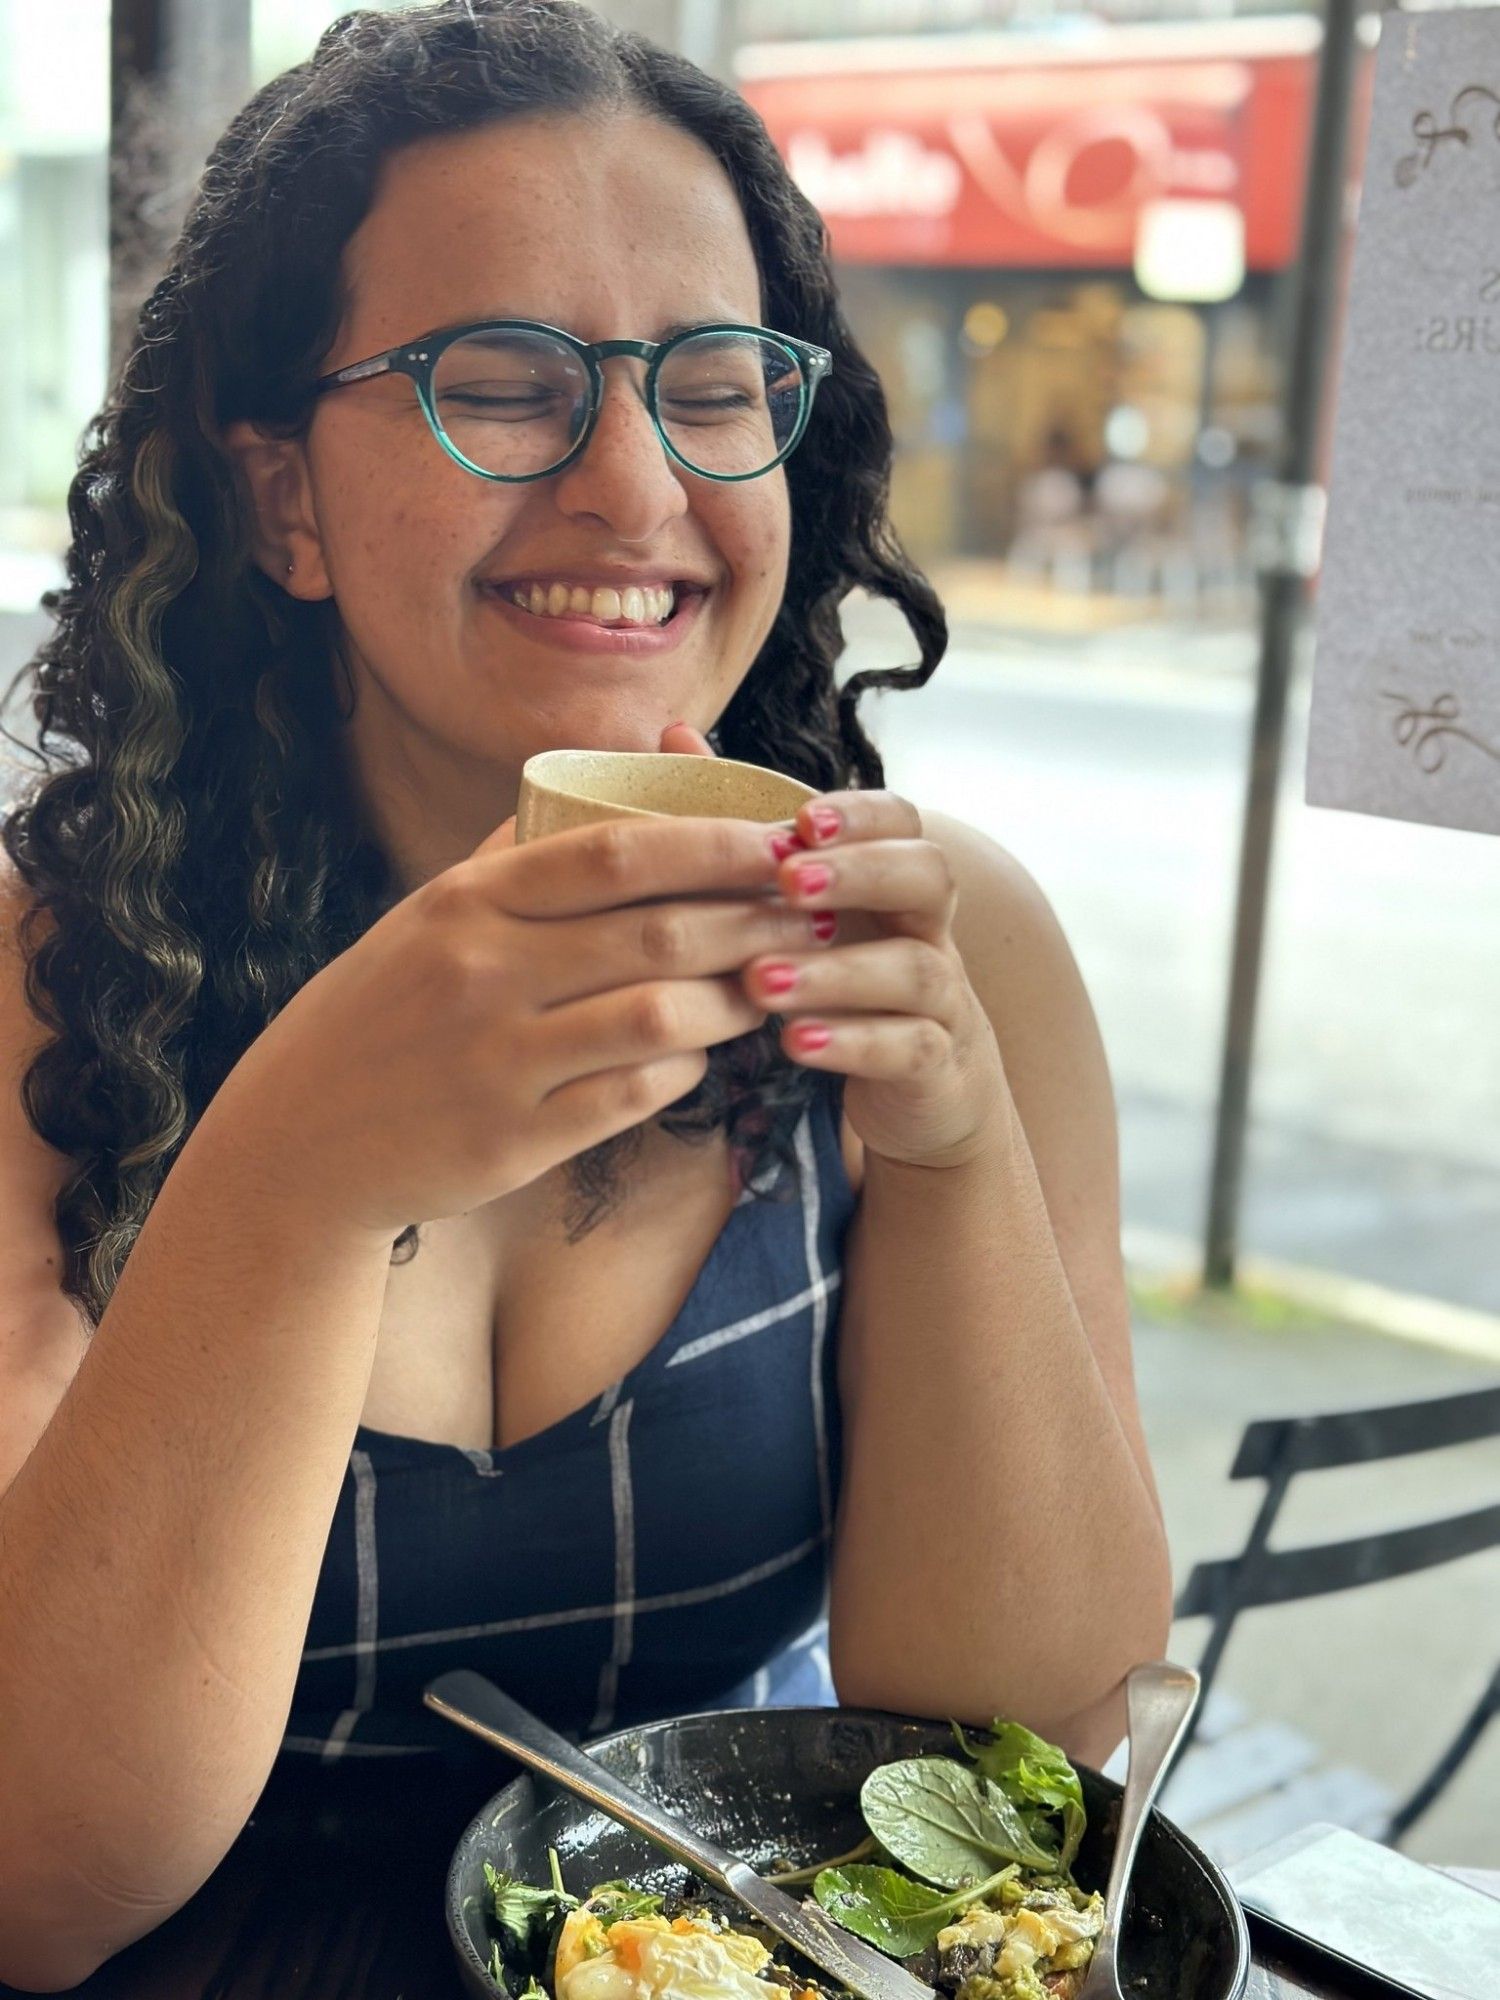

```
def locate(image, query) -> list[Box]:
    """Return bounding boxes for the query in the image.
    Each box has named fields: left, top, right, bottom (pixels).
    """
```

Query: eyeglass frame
left=310, top=316, right=834, bottom=485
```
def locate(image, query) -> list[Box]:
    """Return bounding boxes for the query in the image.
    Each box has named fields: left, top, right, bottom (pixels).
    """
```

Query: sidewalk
left=1130, top=1282, right=1499, bottom=1871
left=919, top=557, right=1258, bottom=660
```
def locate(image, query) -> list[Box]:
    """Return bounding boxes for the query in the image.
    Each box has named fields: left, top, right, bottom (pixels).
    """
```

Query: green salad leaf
left=950, top=1720, right=1086, bottom=1874
left=586, top=1882, right=668, bottom=1928
left=813, top=1861, right=1017, bottom=1956
left=859, top=1756, right=1060, bottom=1883
left=484, top=1863, right=576, bottom=1949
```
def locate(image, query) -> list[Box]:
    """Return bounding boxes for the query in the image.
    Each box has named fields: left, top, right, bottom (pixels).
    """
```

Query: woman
left=0, top=1, right=1170, bottom=1984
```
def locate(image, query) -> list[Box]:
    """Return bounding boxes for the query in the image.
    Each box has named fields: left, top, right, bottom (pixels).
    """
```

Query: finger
left=772, top=839, right=957, bottom=937
left=661, top=721, right=718, bottom=757
left=533, top=971, right=768, bottom=1101
left=793, top=788, right=923, bottom=849
left=742, top=935, right=959, bottom=1019
left=469, top=812, right=788, bottom=919
left=779, top=1011, right=954, bottom=1074
left=529, top=894, right=839, bottom=1009
left=475, top=814, right=518, bottom=856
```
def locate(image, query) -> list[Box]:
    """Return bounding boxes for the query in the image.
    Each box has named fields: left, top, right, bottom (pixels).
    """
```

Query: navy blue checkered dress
left=277, top=1076, right=855, bottom=1768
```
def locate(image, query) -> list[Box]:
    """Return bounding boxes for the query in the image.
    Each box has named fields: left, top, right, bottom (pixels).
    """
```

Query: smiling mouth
left=485, top=581, right=700, bottom=629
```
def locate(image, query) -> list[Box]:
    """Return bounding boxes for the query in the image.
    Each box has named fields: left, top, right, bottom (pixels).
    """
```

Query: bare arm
left=0, top=1075, right=395, bottom=1991
left=827, top=816, right=1172, bottom=1762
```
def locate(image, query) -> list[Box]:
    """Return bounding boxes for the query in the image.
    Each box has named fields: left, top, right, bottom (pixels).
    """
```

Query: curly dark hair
left=0, top=0, right=945, bottom=1330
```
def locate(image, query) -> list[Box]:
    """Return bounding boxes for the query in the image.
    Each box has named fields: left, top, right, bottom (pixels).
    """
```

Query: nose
left=550, top=360, right=689, bottom=541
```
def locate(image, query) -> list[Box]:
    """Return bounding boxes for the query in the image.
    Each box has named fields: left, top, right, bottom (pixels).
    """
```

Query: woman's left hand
left=660, top=723, right=1011, bottom=1172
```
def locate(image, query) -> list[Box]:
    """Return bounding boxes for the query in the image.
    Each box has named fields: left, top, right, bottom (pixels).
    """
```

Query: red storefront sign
left=739, top=24, right=1322, bottom=272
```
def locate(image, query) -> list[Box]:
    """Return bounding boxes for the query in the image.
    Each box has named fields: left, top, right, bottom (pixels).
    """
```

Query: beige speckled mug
left=515, top=748, right=818, bottom=846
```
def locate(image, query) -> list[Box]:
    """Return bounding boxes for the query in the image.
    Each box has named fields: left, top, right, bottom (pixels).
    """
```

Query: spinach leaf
left=950, top=1720, right=1086, bottom=1874
left=813, top=1861, right=1017, bottom=1957
left=859, top=1756, right=1059, bottom=1883
left=485, top=1923, right=555, bottom=2000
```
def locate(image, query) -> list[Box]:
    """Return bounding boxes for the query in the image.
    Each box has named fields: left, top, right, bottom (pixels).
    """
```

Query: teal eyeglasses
left=312, top=317, right=833, bottom=484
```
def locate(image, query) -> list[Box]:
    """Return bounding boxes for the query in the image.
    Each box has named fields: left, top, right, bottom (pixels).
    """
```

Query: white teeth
left=505, top=581, right=680, bottom=625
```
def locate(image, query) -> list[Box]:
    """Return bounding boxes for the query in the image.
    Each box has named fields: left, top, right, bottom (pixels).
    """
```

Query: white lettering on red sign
left=786, top=130, right=963, bottom=218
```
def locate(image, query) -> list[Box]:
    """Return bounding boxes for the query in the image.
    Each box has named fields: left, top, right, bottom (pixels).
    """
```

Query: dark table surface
left=1, top=1753, right=1492, bottom=2000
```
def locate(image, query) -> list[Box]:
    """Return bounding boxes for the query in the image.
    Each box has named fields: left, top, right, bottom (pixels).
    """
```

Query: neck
left=338, top=676, right=522, bottom=898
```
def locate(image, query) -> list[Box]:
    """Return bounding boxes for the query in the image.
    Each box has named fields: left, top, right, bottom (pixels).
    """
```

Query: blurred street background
left=1, top=0, right=1496, bottom=1868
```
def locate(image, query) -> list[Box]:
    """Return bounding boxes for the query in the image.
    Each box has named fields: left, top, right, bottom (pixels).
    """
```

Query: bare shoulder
left=836, top=807, right=1099, bottom=1202
left=0, top=856, right=91, bottom=1496
left=917, top=805, right=1082, bottom=1020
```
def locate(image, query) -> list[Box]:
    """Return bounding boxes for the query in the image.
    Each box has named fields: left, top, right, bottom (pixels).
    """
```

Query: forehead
left=340, top=111, right=764, bottom=347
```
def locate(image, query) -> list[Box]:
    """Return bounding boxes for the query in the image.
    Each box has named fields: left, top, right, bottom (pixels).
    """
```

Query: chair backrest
left=1178, top=1383, right=1500, bottom=1621
left=1171, top=1383, right=1500, bottom=1781
left=1230, top=1382, right=1500, bottom=1477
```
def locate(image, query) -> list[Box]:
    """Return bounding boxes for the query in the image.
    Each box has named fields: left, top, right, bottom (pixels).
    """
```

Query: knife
left=423, top=1669, right=937, bottom=2000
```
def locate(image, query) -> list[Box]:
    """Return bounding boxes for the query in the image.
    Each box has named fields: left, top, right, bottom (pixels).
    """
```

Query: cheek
left=313, top=426, right=513, bottom=621
left=722, top=484, right=791, bottom=618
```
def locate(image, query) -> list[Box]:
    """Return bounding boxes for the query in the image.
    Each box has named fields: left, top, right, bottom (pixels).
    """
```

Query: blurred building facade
left=0, top=1, right=1368, bottom=611
left=741, top=14, right=1344, bottom=598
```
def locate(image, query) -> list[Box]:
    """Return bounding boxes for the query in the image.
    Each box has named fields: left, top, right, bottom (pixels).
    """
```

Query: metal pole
left=109, top=0, right=252, bottom=378
left=1202, top=0, right=1363, bottom=1289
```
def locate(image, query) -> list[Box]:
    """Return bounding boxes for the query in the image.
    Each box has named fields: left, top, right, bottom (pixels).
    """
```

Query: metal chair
left=1171, top=1382, right=1500, bottom=1843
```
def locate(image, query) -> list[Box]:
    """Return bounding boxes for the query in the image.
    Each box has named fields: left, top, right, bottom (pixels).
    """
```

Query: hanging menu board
left=1306, top=7, right=1500, bottom=835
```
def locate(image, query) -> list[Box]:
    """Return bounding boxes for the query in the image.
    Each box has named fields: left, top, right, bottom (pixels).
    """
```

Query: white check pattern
left=282, top=1095, right=848, bottom=1761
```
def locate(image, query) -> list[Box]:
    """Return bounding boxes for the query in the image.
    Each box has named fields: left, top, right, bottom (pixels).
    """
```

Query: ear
left=220, top=421, right=333, bottom=601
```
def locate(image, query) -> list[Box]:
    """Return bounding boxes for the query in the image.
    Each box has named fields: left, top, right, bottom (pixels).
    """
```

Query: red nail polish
left=767, top=830, right=803, bottom=862
left=805, top=806, right=842, bottom=844
left=792, top=1022, right=831, bottom=1052
left=792, top=861, right=832, bottom=897
left=810, top=912, right=837, bottom=942
left=760, top=962, right=800, bottom=994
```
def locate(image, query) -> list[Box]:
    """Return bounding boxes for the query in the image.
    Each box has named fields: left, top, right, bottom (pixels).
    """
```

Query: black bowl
left=445, top=1707, right=1250, bottom=2000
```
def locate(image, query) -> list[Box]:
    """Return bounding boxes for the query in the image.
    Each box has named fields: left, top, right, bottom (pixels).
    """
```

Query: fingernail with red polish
left=804, top=806, right=842, bottom=844
left=810, top=912, right=837, bottom=942
left=792, top=1022, right=831, bottom=1052
left=767, top=830, right=803, bottom=862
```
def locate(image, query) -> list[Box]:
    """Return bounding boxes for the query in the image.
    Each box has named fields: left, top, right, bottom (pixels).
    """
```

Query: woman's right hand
left=219, top=812, right=825, bottom=1238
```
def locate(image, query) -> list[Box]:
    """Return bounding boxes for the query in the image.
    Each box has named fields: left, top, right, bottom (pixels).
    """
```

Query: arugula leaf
left=813, top=1861, right=1017, bottom=1957
left=950, top=1720, right=1086, bottom=1874
left=484, top=1861, right=579, bottom=1950
left=586, top=1881, right=667, bottom=1928
left=859, top=1756, right=1060, bottom=1883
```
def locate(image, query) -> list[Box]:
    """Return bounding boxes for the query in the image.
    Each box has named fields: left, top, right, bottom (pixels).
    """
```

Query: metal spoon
left=1076, top=1660, right=1202, bottom=2000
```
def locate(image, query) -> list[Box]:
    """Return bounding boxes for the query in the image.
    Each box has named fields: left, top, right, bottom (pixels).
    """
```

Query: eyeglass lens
left=429, top=328, right=807, bottom=479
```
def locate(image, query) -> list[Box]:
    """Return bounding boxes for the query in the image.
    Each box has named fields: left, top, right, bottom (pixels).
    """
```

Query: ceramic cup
left=515, top=748, right=819, bottom=846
